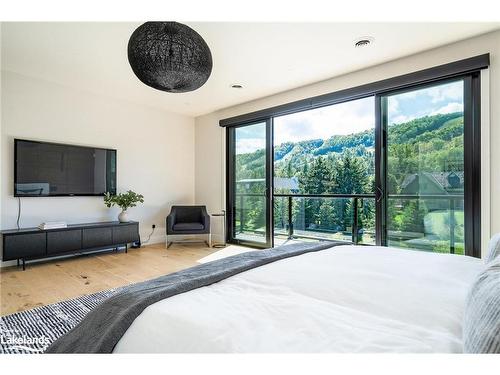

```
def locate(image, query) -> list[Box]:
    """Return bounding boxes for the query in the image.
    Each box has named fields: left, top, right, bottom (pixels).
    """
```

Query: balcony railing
left=234, top=192, right=376, bottom=244
left=273, top=193, right=375, bottom=244
left=234, top=192, right=464, bottom=254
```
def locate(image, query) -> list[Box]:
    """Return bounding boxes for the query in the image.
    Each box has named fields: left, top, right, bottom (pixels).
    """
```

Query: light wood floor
left=0, top=242, right=252, bottom=316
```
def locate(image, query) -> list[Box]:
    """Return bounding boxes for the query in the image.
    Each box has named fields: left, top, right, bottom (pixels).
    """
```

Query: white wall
left=0, top=26, right=3, bottom=252
left=1, top=71, right=195, bottom=265
left=195, top=30, right=500, bottom=257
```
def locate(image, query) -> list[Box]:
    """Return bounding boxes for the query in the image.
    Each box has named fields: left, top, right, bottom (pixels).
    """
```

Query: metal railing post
left=239, top=194, right=244, bottom=233
left=352, top=197, right=359, bottom=244
left=449, top=198, right=455, bottom=254
left=288, top=195, right=293, bottom=239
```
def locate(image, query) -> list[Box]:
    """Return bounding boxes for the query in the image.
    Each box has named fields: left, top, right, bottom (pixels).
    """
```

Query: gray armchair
left=166, top=205, right=211, bottom=248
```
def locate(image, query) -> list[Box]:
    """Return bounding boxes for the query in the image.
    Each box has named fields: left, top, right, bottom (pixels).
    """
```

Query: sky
left=236, top=80, right=464, bottom=153
left=387, top=80, right=463, bottom=125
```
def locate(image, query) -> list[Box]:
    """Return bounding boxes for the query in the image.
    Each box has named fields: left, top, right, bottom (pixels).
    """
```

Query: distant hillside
left=236, top=112, right=464, bottom=180
left=388, top=112, right=464, bottom=144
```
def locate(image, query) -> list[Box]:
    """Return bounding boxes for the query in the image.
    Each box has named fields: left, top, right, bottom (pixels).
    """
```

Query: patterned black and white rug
left=0, top=288, right=121, bottom=354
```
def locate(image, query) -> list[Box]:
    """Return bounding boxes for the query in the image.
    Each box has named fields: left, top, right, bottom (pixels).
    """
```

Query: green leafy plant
left=104, top=190, right=144, bottom=211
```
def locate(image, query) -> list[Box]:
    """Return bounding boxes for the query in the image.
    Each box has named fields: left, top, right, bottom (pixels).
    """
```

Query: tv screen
left=14, top=139, right=116, bottom=197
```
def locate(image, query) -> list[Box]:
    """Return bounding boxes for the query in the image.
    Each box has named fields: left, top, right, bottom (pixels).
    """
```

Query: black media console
left=1, top=221, right=140, bottom=270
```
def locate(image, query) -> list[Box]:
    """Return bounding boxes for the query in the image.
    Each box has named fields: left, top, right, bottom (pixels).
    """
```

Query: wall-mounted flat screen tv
left=14, top=139, right=117, bottom=197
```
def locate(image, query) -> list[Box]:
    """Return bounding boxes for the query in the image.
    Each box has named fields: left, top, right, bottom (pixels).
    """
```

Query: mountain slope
left=236, top=112, right=464, bottom=180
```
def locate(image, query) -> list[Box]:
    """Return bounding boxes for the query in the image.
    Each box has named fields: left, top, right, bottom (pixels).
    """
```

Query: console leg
left=17, top=258, right=20, bottom=267
left=22, top=258, right=26, bottom=271
left=125, top=244, right=128, bottom=253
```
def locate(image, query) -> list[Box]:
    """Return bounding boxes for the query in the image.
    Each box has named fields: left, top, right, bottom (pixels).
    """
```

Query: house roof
left=236, top=177, right=300, bottom=191
left=401, top=171, right=464, bottom=191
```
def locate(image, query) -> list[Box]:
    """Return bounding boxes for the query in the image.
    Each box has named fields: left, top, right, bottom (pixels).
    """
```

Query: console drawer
left=47, top=229, right=82, bottom=255
left=112, top=224, right=139, bottom=244
left=82, top=227, right=112, bottom=249
left=3, top=233, right=46, bottom=260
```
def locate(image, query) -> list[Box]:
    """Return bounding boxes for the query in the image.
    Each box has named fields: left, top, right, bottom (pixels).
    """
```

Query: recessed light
left=354, top=37, right=374, bottom=48
left=231, top=84, right=243, bottom=89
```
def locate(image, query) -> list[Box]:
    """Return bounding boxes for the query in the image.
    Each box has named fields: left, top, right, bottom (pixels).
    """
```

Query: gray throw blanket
left=46, top=241, right=343, bottom=353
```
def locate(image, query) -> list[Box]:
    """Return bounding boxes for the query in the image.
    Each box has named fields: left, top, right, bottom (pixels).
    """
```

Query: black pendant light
left=128, top=22, right=213, bottom=93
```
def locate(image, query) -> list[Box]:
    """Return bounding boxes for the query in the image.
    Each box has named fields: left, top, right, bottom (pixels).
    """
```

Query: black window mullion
left=375, top=94, right=387, bottom=246
left=463, top=74, right=482, bottom=258
left=225, top=127, right=235, bottom=244
left=472, top=73, right=482, bottom=258
left=266, top=117, right=273, bottom=248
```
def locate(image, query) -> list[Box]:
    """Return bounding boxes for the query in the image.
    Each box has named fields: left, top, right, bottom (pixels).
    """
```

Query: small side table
left=211, top=211, right=226, bottom=248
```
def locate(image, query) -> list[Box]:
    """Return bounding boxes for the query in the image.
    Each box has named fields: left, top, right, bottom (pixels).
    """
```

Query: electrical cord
left=141, top=226, right=155, bottom=244
left=17, top=197, right=22, bottom=230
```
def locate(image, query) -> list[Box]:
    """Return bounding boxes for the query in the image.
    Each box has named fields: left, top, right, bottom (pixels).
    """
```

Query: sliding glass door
left=381, top=79, right=467, bottom=254
left=227, top=121, right=272, bottom=248
left=226, top=73, right=481, bottom=257
left=379, top=76, right=481, bottom=256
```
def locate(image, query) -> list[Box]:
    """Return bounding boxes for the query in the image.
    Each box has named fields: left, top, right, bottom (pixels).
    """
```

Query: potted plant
left=104, top=190, right=144, bottom=223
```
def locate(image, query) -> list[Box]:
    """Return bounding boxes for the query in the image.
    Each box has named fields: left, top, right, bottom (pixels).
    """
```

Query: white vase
left=118, top=210, right=129, bottom=223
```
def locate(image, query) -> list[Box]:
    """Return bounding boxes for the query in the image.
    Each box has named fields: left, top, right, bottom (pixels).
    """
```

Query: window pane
left=273, top=97, right=375, bottom=243
left=385, top=80, right=465, bottom=254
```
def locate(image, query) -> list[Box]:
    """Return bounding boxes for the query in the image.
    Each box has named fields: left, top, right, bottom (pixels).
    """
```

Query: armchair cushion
left=173, top=223, right=205, bottom=231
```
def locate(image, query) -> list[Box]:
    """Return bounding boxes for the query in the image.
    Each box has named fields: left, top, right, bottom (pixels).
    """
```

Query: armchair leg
left=206, top=233, right=212, bottom=248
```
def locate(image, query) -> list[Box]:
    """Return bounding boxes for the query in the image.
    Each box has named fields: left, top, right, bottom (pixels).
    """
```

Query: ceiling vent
left=354, top=37, right=374, bottom=48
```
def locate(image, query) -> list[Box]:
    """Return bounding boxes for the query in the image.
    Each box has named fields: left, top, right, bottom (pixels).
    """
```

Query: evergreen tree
left=333, top=150, right=369, bottom=194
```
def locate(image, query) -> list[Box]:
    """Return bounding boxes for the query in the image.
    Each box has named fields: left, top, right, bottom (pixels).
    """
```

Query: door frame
left=226, top=119, right=273, bottom=248
left=376, top=75, right=482, bottom=257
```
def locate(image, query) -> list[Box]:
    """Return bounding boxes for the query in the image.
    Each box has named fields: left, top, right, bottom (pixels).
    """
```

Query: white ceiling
left=1, top=22, right=499, bottom=117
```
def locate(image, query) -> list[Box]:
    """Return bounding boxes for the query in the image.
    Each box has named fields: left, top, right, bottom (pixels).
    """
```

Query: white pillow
left=485, top=233, right=500, bottom=263
left=463, top=258, right=500, bottom=353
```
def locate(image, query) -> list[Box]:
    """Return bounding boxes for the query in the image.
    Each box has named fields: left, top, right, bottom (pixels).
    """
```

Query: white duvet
left=113, top=245, right=482, bottom=353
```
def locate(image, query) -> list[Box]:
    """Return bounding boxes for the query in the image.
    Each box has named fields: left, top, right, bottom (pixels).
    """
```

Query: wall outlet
left=152, top=224, right=156, bottom=229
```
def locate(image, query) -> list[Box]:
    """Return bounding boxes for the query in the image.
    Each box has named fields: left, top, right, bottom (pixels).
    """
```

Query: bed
left=44, top=241, right=497, bottom=353
left=109, top=244, right=483, bottom=353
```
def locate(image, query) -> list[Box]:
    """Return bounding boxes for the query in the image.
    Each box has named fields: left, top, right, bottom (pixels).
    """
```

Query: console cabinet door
left=112, top=225, right=139, bottom=244
left=3, top=233, right=46, bottom=260
left=82, top=227, right=112, bottom=249
left=47, top=229, right=82, bottom=255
